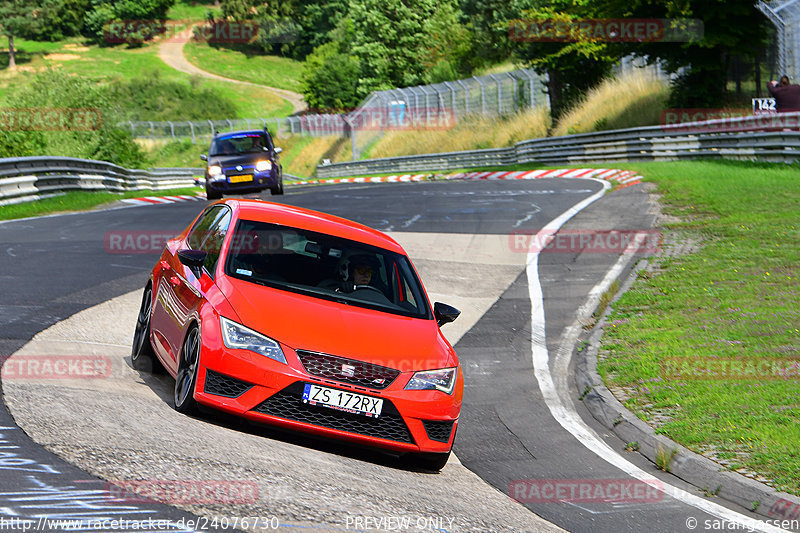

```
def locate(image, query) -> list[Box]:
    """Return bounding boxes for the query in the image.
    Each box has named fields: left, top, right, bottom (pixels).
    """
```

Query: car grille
left=252, top=382, right=414, bottom=444
left=296, top=350, right=401, bottom=390
left=204, top=369, right=253, bottom=398
left=421, top=420, right=455, bottom=443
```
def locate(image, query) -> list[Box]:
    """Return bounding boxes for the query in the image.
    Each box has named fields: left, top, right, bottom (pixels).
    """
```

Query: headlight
left=220, top=317, right=286, bottom=364
left=208, top=165, right=222, bottom=176
left=404, top=367, right=457, bottom=395
left=255, top=160, right=272, bottom=172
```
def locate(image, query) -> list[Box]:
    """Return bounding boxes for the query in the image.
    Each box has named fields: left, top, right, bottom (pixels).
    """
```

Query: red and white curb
left=121, top=169, right=642, bottom=205
left=292, top=168, right=643, bottom=189
left=121, top=195, right=206, bottom=206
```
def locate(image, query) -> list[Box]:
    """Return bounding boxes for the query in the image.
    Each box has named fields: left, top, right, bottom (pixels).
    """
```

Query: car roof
left=222, top=199, right=405, bottom=253
left=215, top=130, right=267, bottom=139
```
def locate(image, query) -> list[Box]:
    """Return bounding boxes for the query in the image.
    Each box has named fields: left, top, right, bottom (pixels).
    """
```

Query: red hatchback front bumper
left=193, top=327, right=461, bottom=454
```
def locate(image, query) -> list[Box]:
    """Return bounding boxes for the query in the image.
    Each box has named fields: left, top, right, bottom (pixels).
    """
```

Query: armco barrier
left=0, top=156, right=202, bottom=206
left=316, top=112, right=800, bottom=178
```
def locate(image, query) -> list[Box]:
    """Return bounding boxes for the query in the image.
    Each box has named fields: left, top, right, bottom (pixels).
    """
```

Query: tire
left=270, top=178, right=284, bottom=196
left=206, top=187, right=222, bottom=200
left=131, top=285, right=162, bottom=373
left=405, top=450, right=451, bottom=471
left=174, top=325, right=201, bottom=415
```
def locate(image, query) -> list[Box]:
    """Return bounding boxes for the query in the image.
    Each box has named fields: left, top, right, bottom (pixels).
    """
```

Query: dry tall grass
left=273, top=134, right=348, bottom=178
left=367, top=107, right=550, bottom=160
left=552, top=70, right=670, bottom=137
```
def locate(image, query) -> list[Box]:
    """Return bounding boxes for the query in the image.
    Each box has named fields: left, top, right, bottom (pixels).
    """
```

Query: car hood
left=220, top=277, right=455, bottom=370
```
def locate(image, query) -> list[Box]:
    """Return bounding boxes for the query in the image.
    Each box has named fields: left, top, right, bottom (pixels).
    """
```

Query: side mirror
left=200, top=154, right=207, bottom=161
left=177, top=249, right=207, bottom=279
left=274, top=147, right=282, bottom=154
left=434, top=302, right=460, bottom=327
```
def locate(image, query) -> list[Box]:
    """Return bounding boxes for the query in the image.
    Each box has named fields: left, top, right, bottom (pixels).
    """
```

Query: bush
left=106, top=71, right=238, bottom=121
left=1, top=70, right=144, bottom=167
left=302, top=40, right=361, bottom=110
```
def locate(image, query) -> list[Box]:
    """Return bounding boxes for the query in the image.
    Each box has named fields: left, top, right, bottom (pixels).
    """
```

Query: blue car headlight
left=220, top=317, right=286, bottom=364
left=404, top=367, right=457, bottom=395
left=255, top=160, right=272, bottom=172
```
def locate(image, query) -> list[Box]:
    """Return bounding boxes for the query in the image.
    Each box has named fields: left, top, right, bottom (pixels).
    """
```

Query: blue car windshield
left=210, top=133, right=269, bottom=156
left=224, top=220, right=431, bottom=319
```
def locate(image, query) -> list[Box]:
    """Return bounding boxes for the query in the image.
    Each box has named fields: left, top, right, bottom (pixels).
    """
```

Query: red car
left=131, top=199, right=462, bottom=469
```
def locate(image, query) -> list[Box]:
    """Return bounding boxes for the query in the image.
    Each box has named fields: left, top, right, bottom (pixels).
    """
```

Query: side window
left=187, top=206, right=232, bottom=279
left=262, top=131, right=274, bottom=151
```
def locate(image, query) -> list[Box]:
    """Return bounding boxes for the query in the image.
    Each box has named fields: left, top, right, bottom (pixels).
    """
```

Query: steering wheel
left=353, top=285, right=383, bottom=294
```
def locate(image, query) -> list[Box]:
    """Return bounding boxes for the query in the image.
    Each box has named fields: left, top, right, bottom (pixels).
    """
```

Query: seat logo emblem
left=236, top=165, right=243, bottom=171
left=341, top=364, right=356, bottom=377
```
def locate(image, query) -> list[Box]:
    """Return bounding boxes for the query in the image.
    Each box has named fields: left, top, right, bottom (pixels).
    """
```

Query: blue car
left=201, top=129, right=284, bottom=200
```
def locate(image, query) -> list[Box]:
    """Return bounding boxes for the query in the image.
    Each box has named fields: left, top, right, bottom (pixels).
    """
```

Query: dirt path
left=158, top=35, right=307, bottom=114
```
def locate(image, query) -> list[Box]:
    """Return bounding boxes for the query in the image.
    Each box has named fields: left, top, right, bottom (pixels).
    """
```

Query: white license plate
left=302, top=383, right=383, bottom=418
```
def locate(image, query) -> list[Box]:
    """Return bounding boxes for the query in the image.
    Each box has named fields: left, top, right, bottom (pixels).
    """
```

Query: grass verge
left=597, top=160, right=800, bottom=494
left=183, top=41, right=304, bottom=93
left=0, top=187, right=201, bottom=221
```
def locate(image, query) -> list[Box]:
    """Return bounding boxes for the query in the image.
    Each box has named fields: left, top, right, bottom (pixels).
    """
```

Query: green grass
left=0, top=187, right=202, bottom=221
left=183, top=40, right=304, bottom=93
left=1, top=37, right=290, bottom=118
left=597, top=160, right=800, bottom=494
left=167, top=0, right=220, bottom=22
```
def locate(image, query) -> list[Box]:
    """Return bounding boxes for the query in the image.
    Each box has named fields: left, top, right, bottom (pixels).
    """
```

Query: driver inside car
left=343, top=254, right=380, bottom=291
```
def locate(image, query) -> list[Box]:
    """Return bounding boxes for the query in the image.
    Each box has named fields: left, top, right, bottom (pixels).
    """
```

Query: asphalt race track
left=0, top=179, right=786, bottom=532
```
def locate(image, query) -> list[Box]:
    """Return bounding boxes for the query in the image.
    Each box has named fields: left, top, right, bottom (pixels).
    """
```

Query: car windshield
left=224, top=220, right=431, bottom=319
left=209, top=133, right=268, bottom=156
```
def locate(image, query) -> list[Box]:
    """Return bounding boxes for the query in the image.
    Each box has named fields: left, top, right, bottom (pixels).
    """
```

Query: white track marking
left=526, top=178, right=788, bottom=533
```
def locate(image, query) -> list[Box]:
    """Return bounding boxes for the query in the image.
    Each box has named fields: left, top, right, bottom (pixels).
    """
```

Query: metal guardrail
left=316, top=112, right=800, bottom=178
left=0, top=156, right=202, bottom=206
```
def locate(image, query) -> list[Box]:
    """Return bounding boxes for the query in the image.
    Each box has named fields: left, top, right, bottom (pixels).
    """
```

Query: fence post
left=129, top=121, right=135, bottom=138
left=189, top=122, right=195, bottom=144
left=489, top=74, right=502, bottom=115
left=456, top=80, right=469, bottom=115
left=473, top=76, right=487, bottom=117
left=518, top=69, right=536, bottom=109
left=169, top=121, right=175, bottom=141
left=208, top=119, right=214, bottom=135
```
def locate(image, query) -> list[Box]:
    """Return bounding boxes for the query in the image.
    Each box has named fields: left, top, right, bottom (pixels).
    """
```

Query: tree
left=301, top=18, right=360, bottom=110
left=460, top=0, right=522, bottom=68
left=83, top=0, right=176, bottom=45
left=511, top=3, right=620, bottom=119
left=597, top=0, right=768, bottom=107
left=288, top=0, right=348, bottom=59
left=0, top=0, right=59, bottom=69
